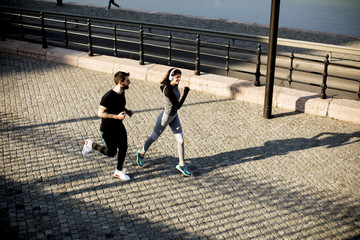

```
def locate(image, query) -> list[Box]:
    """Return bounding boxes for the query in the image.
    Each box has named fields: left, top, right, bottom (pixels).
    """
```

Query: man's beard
left=123, top=85, right=129, bottom=90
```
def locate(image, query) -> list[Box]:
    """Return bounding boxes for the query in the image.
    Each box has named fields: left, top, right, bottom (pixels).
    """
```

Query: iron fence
left=1, top=6, right=359, bottom=100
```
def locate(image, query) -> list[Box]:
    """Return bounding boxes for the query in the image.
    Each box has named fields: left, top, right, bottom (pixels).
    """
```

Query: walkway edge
left=1, top=39, right=359, bottom=125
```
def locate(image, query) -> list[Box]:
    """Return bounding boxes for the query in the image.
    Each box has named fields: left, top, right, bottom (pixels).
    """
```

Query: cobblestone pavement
left=1, top=52, right=360, bottom=239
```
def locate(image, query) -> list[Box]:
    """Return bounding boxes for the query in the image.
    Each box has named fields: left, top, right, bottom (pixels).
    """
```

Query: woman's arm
left=177, top=87, right=190, bottom=109
left=164, top=86, right=190, bottom=109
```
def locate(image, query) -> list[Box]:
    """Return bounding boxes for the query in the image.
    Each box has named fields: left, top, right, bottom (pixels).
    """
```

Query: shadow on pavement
left=190, top=131, right=360, bottom=177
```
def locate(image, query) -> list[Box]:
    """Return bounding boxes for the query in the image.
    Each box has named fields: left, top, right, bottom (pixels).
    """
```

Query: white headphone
left=168, top=68, right=177, bottom=81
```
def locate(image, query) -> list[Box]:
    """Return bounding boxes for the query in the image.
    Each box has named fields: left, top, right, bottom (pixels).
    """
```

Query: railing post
left=320, top=54, right=329, bottom=99
left=195, top=34, right=200, bottom=75
left=225, top=40, right=230, bottom=76
left=64, top=17, right=68, bottom=48
left=0, top=13, right=5, bottom=41
left=87, top=18, right=93, bottom=56
left=288, top=50, right=294, bottom=86
left=168, top=32, right=172, bottom=65
left=113, top=23, right=117, bottom=56
left=0, top=30, right=5, bottom=41
left=40, top=12, right=47, bottom=48
left=19, top=12, right=24, bottom=40
left=254, top=43, right=262, bottom=86
left=139, top=26, right=144, bottom=65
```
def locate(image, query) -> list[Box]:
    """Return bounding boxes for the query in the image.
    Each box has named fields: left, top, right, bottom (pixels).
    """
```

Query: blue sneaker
left=176, top=164, right=191, bottom=176
left=137, top=150, right=144, bottom=167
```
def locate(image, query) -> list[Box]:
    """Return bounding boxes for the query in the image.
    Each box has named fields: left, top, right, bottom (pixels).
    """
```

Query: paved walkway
left=1, top=52, right=360, bottom=239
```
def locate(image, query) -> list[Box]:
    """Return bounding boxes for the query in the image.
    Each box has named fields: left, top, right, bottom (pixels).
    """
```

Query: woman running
left=137, top=68, right=191, bottom=176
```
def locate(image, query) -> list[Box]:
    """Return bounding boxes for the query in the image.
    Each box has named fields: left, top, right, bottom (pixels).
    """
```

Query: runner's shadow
left=190, top=131, right=360, bottom=177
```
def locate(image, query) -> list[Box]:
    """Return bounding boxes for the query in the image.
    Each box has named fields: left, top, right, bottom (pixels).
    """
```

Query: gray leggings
left=143, top=111, right=184, bottom=162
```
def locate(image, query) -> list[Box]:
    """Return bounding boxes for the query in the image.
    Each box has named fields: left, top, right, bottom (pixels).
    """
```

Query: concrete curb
left=1, top=39, right=359, bottom=125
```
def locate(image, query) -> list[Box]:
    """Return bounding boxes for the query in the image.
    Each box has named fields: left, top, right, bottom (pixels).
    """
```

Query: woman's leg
left=141, top=112, right=175, bottom=154
left=170, top=115, right=191, bottom=176
left=169, top=115, right=185, bottom=166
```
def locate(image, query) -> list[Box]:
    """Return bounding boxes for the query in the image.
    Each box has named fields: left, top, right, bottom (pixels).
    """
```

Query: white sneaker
left=113, top=168, right=130, bottom=181
left=82, top=139, right=93, bottom=157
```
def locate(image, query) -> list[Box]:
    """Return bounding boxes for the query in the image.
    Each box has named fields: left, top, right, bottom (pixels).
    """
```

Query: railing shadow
left=187, top=131, right=360, bottom=177
left=0, top=98, right=232, bottom=133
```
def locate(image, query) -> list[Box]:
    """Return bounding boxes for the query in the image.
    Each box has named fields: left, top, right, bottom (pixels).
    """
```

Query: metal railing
left=1, top=6, right=359, bottom=100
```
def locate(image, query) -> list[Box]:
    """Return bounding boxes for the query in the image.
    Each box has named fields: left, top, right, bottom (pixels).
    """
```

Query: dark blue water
left=53, top=0, right=360, bottom=37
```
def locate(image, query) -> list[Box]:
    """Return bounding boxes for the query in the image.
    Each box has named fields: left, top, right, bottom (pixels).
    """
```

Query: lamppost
left=263, top=0, right=280, bottom=119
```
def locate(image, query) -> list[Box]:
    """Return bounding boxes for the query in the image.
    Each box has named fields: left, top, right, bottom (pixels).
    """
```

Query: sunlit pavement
left=1, top=52, right=360, bottom=239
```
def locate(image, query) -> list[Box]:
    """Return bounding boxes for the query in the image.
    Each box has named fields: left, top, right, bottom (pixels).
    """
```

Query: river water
left=55, top=0, right=360, bottom=37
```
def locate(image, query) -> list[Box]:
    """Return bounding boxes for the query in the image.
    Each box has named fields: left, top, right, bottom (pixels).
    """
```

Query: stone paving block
left=274, top=87, right=331, bottom=117
left=78, top=54, right=117, bottom=74
left=17, top=42, right=51, bottom=61
left=328, top=98, right=360, bottom=124
left=190, top=73, right=239, bottom=98
left=145, top=64, right=171, bottom=83
left=46, top=47, right=86, bottom=67
left=0, top=39, right=25, bottom=55
left=302, top=97, right=332, bottom=117
left=113, top=59, right=155, bottom=81
left=230, top=80, right=265, bottom=105
left=274, top=86, right=311, bottom=111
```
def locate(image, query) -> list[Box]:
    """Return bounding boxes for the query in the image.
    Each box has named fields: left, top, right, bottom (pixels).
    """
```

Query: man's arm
left=98, top=105, right=126, bottom=120
left=124, top=108, right=134, bottom=117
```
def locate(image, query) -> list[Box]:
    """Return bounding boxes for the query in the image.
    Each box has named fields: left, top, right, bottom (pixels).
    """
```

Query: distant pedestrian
left=82, top=71, right=134, bottom=181
left=136, top=68, right=191, bottom=176
left=107, top=0, right=120, bottom=10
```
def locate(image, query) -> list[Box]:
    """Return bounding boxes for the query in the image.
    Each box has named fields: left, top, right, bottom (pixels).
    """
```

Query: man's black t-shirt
left=100, top=89, right=126, bottom=132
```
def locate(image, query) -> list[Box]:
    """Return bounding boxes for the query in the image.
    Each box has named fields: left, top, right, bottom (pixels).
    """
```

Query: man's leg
left=109, top=0, right=120, bottom=8
left=92, top=131, right=117, bottom=157
left=113, top=1, right=120, bottom=8
left=116, top=124, right=128, bottom=171
left=112, top=124, right=130, bottom=180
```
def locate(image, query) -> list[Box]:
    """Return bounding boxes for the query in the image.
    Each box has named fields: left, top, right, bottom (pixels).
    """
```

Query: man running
left=82, top=71, right=133, bottom=181
left=107, top=0, right=120, bottom=10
